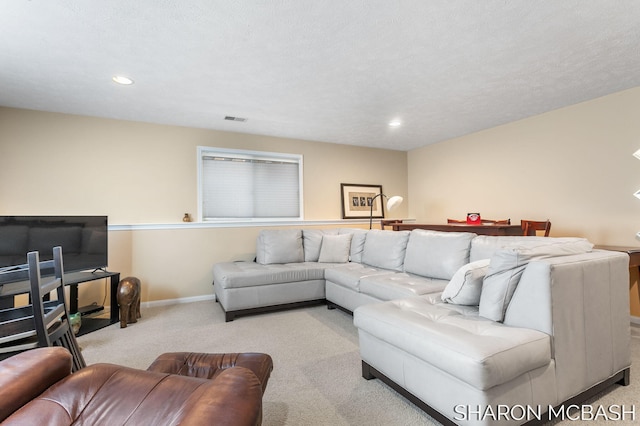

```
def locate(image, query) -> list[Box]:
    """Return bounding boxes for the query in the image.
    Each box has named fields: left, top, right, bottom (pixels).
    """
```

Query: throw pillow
left=318, top=234, right=353, bottom=263
left=340, top=228, right=367, bottom=263
left=256, top=229, right=304, bottom=264
left=441, top=259, right=491, bottom=305
left=479, top=239, right=593, bottom=322
left=303, top=229, right=339, bottom=262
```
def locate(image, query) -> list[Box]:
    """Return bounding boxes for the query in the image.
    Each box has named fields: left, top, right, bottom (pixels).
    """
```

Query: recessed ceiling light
left=389, top=120, right=402, bottom=127
left=112, top=75, right=134, bottom=85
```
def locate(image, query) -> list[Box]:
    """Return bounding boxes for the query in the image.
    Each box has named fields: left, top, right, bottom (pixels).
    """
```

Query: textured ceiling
left=1, top=1, right=640, bottom=151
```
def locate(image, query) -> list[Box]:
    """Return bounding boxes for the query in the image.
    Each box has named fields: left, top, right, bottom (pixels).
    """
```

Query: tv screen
left=0, top=216, right=108, bottom=276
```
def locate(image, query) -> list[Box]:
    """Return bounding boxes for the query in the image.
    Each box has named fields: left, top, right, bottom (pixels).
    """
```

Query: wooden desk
left=595, top=245, right=640, bottom=310
left=391, top=223, right=524, bottom=236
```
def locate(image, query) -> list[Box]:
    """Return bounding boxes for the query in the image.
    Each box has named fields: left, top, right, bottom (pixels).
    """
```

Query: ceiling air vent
left=224, top=116, right=247, bottom=122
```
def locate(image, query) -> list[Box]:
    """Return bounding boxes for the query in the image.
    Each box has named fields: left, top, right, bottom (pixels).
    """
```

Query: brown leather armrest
left=178, top=367, right=264, bottom=426
left=2, top=363, right=263, bottom=426
left=147, top=352, right=273, bottom=394
left=0, top=347, right=72, bottom=422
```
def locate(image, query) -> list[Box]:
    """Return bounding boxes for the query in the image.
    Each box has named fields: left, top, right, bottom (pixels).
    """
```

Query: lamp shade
left=386, top=196, right=403, bottom=211
left=369, top=193, right=404, bottom=229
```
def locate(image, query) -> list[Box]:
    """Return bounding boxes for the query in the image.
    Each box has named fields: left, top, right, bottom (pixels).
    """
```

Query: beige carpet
left=78, top=301, right=639, bottom=425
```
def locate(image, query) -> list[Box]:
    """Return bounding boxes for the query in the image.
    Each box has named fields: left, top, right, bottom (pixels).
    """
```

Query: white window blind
left=198, top=147, right=303, bottom=220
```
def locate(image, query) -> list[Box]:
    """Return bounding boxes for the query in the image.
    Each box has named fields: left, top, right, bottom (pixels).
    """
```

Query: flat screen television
left=0, top=216, right=108, bottom=278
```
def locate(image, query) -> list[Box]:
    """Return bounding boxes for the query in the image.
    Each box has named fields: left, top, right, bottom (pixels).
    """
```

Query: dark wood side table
left=595, top=245, right=640, bottom=312
left=391, top=223, right=524, bottom=236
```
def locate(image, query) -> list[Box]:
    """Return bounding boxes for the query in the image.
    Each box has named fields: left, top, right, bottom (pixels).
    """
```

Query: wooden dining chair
left=482, top=219, right=511, bottom=225
left=521, top=219, right=551, bottom=237
left=380, top=219, right=403, bottom=230
left=0, top=247, right=86, bottom=371
left=448, top=218, right=511, bottom=225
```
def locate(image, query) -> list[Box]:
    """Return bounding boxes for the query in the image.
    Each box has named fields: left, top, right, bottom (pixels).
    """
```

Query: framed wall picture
left=341, top=183, right=384, bottom=219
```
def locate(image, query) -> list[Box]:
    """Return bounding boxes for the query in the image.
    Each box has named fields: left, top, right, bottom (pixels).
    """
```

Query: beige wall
left=0, top=107, right=407, bottom=305
left=408, top=86, right=640, bottom=315
left=3, top=86, right=639, bottom=316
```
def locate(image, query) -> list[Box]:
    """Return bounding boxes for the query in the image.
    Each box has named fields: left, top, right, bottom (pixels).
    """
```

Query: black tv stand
left=65, top=270, right=121, bottom=336
left=0, top=269, right=120, bottom=336
left=78, top=303, right=104, bottom=316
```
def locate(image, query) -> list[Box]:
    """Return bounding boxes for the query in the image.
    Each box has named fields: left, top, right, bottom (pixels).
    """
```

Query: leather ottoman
left=147, top=352, right=273, bottom=394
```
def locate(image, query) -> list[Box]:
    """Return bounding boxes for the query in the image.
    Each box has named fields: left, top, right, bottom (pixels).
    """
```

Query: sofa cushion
left=213, top=261, right=327, bottom=289
left=441, top=259, right=491, bottom=305
left=361, top=230, right=410, bottom=272
left=403, top=230, right=475, bottom=280
left=318, top=234, right=353, bottom=263
left=256, top=229, right=304, bottom=264
left=303, top=229, right=340, bottom=262
left=354, top=297, right=552, bottom=391
left=324, top=263, right=396, bottom=292
left=339, top=228, right=368, bottom=263
left=470, top=235, right=581, bottom=263
left=479, top=238, right=594, bottom=322
left=359, top=273, right=448, bottom=301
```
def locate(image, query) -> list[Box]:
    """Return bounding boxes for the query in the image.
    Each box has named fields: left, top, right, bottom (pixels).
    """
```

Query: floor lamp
left=369, top=193, right=404, bottom=229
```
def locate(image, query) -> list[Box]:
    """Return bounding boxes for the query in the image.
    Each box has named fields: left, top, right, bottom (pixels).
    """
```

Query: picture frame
left=340, top=183, right=384, bottom=219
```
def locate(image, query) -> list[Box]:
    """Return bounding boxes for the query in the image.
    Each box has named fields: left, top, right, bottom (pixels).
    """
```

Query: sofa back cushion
left=340, top=228, right=368, bottom=263
left=404, top=230, right=475, bottom=280
left=470, top=236, right=561, bottom=263
left=302, top=229, right=339, bottom=261
left=479, top=238, right=594, bottom=322
left=256, top=229, right=304, bottom=264
left=361, top=230, right=410, bottom=271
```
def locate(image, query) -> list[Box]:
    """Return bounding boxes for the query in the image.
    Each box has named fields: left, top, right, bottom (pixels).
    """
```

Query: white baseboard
left=631, top=316, right=640, bottom=326
left=105, top=294, right=216, bottom=312
left=141, top=294, right=216, bottom=309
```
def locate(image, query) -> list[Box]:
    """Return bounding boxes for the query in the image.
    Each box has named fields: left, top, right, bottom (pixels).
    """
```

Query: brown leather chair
left=521, top=219, right=551, bottom=236
left=0, top=347, right=272, bottom=425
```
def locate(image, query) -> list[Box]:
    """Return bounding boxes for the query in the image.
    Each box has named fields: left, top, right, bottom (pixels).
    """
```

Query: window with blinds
left=198, top=147, right=303, bottom=221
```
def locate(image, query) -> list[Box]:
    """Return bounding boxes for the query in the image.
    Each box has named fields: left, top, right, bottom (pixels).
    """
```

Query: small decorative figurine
left=117, top=277, right=141, bottom=328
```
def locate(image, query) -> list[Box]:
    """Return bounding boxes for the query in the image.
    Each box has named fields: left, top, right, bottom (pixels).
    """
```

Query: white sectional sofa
left=212, top=227, right=632, bottom=425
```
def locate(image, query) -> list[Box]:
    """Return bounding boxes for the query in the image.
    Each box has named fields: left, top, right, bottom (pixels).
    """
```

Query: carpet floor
left=78, top=301, right=639, bottom=425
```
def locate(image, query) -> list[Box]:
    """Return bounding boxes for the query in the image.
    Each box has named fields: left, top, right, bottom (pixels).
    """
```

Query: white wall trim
left=141, top=294, right=216, bottom=309
left=631, top=315, right=640, bottom=326
left=106, top=294, right=216, bottom=311
left=108, top=218, right=415, bottom=231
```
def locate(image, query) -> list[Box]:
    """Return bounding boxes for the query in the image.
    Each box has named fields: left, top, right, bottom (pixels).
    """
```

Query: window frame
left=197, top=146, right=304, bottom=222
